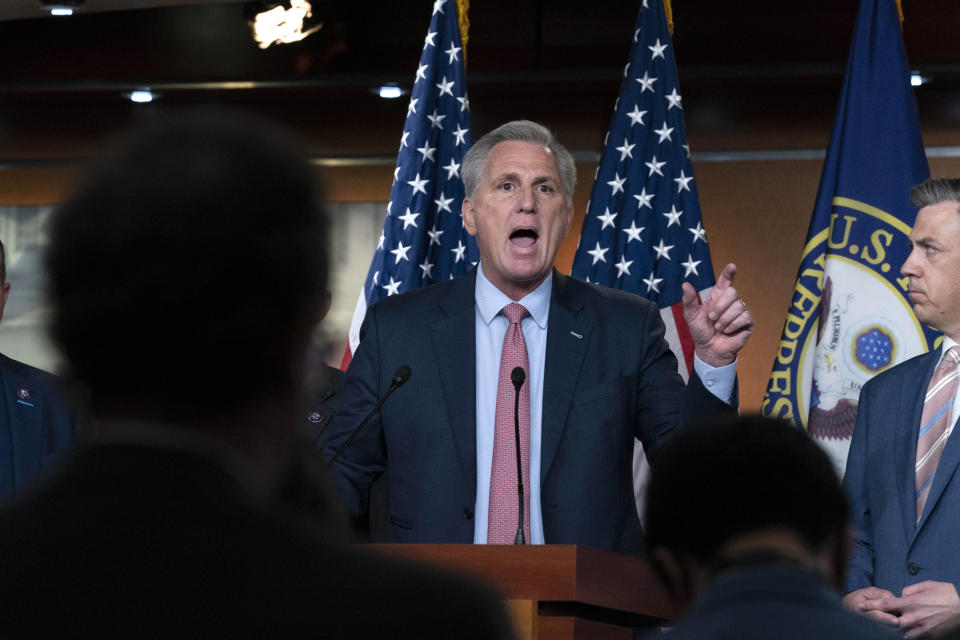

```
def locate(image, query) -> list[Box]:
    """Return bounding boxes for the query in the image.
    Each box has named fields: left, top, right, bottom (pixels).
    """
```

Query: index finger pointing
left=715, top=263, right=737, bottom=289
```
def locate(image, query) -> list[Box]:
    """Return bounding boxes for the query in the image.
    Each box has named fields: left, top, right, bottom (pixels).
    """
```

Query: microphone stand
left=511, top=366, right=526, bottom=545
left=327, top=366, right=410, bottom=468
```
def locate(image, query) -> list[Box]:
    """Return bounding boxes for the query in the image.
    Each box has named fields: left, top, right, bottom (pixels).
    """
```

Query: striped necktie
left=916, top=346, right=960, bottom=522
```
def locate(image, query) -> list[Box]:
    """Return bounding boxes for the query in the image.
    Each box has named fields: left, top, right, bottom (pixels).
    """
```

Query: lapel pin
left=16, top=387, right=34, bottom=407
left=570, top=330, right=583, bottom=339
left=307, top=411, right=324, bottom=424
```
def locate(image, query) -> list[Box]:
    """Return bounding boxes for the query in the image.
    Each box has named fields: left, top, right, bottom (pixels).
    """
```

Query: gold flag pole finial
left=664, top=0, right=674, bottom=37
left=457, top=0, right=470, bottom=64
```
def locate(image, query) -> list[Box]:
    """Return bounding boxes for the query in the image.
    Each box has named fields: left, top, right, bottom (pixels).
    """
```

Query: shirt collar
left=941, top=335, right=959, bottom=361
left=475, top=263, right=552, bottom=330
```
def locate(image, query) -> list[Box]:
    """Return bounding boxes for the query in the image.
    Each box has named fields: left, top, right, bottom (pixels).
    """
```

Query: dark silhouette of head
left=46, top=111, right=328, bottom=426
left=645, top=415, right=849, bottom=605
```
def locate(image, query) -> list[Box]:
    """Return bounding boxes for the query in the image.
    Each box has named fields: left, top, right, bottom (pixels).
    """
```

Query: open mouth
left=510, top=228, right=538, bottom=248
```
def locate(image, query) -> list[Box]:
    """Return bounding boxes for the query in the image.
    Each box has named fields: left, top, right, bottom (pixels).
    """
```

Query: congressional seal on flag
left=765, top=197, right=935, bottom=458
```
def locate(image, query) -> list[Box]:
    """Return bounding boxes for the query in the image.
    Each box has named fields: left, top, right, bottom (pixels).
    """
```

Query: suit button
left=464, top=507, right=473, bottom=520
left=907, top=562, right=920, bottom=575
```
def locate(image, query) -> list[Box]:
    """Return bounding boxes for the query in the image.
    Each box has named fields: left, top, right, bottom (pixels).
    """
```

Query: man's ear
left=462, top=197, right=477, bottom=236
left=562, top=201, right=574, bottom=234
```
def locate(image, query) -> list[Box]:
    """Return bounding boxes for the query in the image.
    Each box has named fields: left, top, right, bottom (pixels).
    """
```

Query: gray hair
left=462, top=120, right=576, bottom=205
left=910, top=178, right=960, bottom=214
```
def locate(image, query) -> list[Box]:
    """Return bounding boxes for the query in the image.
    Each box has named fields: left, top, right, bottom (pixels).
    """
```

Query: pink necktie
left=488, top=303, right=531, bottom=544
left=916, top=346, right=960, bottom=522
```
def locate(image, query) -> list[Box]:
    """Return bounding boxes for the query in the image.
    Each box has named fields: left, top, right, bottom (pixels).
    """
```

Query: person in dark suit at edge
left=644, top=415, right=899, bottom=640
left=0, top=111, right=515, bottom=639
left=0, top=238, right=77, bottom=503
left=324, top=119, right=754, bottom=552
left=302, top=290, right=389, bottom=540
left=843, top=178, right=960, bottom=639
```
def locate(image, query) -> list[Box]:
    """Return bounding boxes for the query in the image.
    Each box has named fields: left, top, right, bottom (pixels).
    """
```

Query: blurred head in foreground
left=645, top=415, right=849, bottom=608
left=46, top=110, right=328, bottom=463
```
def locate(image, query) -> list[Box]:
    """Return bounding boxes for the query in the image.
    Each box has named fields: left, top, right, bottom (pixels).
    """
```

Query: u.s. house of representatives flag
left=570, top=0, right=714, bottom=512
left=343, top=0, right=478, bottom=367
left=762, top=0, right=936, bottom=473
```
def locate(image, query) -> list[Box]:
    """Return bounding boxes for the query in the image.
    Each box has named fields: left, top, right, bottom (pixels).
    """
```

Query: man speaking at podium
left=325, top=120, right=753, bottom=553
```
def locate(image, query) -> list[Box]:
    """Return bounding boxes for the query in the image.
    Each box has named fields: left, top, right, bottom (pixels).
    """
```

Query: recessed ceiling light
left=378, top=85, right=404, bottom=99
left=127, top=89, right=156, bottom=104
left=911, top=71, right=930, bottom=87
left=39, top=0, right=83, bottom=16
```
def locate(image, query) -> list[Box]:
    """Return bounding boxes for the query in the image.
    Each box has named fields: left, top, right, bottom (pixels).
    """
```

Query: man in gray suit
left=844, top=178, right=960, bottom=638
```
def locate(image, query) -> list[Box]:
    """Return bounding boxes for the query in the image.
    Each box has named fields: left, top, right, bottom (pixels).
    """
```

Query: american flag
left=570, top=0, right=714, bottom=381
left=343, top=0, right=477, bottom=367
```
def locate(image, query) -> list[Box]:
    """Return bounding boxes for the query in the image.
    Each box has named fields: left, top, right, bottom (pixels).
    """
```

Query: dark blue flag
left=762, top=0, right=933, bottom=471
left=344, top=0, right=477, bottom=365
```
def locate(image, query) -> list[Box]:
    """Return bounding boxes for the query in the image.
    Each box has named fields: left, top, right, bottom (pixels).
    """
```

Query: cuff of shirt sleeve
left=693, top=354, right=737, bottom=404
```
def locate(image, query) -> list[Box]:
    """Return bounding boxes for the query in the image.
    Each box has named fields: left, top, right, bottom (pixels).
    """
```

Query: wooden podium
left=368, top=544, right=675, bottom=639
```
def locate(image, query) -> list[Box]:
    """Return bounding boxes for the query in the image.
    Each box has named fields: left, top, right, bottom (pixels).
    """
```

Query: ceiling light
left=911, top=71, right=930, bottom=87
left=127, top=89, right=156, bottom=104
left=378, top=85, right=404, bottom=99
left=251, top=0, right=323, bottom=50
left=39, top=0, right=83, bottom=15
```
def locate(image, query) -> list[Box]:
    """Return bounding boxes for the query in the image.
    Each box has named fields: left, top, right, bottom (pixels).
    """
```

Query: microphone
left=327, top=365, right=411, bottom=467
left=392, top=365, right=412, bottom=387
left=511, top=366, right=526, bottom=545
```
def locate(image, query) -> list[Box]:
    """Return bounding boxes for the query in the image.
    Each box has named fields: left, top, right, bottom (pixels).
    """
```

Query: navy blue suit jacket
left=844, top=347, right=960, bottom=594
left=0, top=352, right=77, bottom=503
left=326, top=270, right=734, bottom=554
left=663, top=566, right=899, bottom=640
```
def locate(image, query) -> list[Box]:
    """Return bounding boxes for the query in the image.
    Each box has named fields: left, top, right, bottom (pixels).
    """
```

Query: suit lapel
left=540, top=273, right=592, bottom=483
left=2, top=355, right=44, bottom=489
left=430, top=272, right=478, bottom=493
left=918, top=348, right=960, bottom=532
